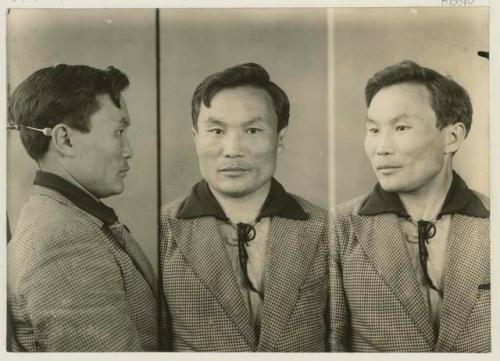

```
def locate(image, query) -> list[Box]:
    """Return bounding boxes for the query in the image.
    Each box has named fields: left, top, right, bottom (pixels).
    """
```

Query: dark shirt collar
left=358, top=171, right=489, bottom=219
left=177, top=177, right=309, bottom=221
left=34, top=170, right=118, bottom=225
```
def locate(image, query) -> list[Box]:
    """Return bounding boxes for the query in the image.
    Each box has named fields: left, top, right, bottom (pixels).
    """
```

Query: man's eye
left=208, top=128, right=224, bottom=135
left=395, top=125, right=410, bottom=131
left=247, top=128, right=261, bottom=134
left=367, top=128, right=379, bottom=134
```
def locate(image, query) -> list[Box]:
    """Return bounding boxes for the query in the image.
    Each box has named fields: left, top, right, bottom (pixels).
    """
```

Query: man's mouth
left=218, top=166, right=250, bottom=175
left=376, top=164, right=402, bottom=174
left=376, top=164, right=401, bottom=170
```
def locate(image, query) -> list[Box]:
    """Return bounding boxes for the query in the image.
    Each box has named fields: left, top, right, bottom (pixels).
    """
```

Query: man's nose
left=375, top=131, right=395, bottom=156
left=222, top=131, right=244, bottom=158
left=122, top=134, right=134, bottom=159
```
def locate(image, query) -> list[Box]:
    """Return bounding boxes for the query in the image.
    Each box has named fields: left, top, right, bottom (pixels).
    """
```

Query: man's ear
left=191, top=126, right=199, bottom=146
left=277, top=127, right=287, bottom=155
left=51, top=124, right=76, bottom=157
left=444, top=122, right=466, bottom=154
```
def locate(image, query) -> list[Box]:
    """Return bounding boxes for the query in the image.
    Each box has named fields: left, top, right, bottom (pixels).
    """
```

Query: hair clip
left=6, top=124, right=52, bottom=136
left=26, top=126, right=53, bottom=136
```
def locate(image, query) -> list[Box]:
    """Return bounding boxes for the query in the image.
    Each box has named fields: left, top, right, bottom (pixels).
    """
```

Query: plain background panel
left=6, top=9, right=158, bottom=269
left=333, top=7, right=489, bottom=203
left=160, top=8, right=329, bottom=209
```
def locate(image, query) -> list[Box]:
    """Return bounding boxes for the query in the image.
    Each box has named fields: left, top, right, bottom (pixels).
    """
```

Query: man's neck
left=38, top=161, right=100, bottom=202
left=209, top=181, right=271, bottom=224
left=398, top=167, right=453, bottom=221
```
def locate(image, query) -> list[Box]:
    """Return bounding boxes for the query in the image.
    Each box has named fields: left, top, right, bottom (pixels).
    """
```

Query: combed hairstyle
left=9, top=64, right=129, bottom=161
left=365, top=60, right=473, bottom=136
left=191, top=63, right=290, bottom=131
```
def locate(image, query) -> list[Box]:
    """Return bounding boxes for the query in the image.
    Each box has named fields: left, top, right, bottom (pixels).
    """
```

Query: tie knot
left=417, top=220, right=436, bottom=240
left=236, top=222, right=256, bottom=243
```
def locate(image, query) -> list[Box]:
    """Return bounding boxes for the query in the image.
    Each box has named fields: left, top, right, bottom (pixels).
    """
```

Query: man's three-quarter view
left=330, top=60, right=489, bottom=352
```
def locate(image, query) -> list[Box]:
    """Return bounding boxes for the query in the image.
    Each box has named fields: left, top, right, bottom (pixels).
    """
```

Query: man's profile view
left=7, top=64, right=158, bottom=351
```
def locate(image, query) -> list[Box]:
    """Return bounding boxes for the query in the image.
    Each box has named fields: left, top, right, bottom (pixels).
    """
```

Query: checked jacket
left=160, top=188, right=331, bottom=352
left=330, top=184, right=490, bottom=352
left=8, top=182, right=158, bottom=352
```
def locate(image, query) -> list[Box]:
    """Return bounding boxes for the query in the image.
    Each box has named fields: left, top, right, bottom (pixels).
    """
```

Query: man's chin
left=379, top=179, right=421, bottom=194
left=95, top=184, right=125, bottom=199
left=378, top=180, right=403, bottom=193
left=209, top=180, right=258, bottom=199
left=214, top=187, right=253, bottom=198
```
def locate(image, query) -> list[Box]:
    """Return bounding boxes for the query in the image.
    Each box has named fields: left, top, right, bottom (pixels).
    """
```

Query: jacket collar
left=358, top=171, right=489, bottom=219
left=34, top=170, right=118, bottom=225
left=176, top=177, right=309, bottom=221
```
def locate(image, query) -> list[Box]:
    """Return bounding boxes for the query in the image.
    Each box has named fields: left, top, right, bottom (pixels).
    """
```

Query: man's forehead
left=371, top=82, right=431, bottom=106
left=198, top=87, right=277, bottom=125
left=368, top=83, right=434, bottom=118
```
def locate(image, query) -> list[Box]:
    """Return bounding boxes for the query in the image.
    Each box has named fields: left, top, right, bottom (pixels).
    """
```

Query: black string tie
left=417, top=220, right=443, bottom=298
left=236, top=222, right=264, bottom=300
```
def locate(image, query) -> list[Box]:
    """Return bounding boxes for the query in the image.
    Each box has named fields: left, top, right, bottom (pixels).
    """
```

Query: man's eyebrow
left=242, top=117, right=265, bottom=126
left=365, top=114, right=411, bottom=123
left=203, top=117, right=226, bottom=126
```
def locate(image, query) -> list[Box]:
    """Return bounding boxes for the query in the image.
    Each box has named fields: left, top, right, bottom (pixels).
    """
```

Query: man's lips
left=376, top=164, right=402, bottom=170
left=376, top=164, right=402, bottom=174
left=218, top=166, right=250, bottom=174
left=119, top=166, right=130, bottom=174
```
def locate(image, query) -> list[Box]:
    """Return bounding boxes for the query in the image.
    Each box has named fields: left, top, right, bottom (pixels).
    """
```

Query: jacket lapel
left=257, top=215, right=324, bottom=351
left=352, top=213, right=436, bottom=346
left=435, top=214, right=489, bottom=351
left=107, top=223, right=158, bottom=298
left=174, top=217, right=257, bottom=349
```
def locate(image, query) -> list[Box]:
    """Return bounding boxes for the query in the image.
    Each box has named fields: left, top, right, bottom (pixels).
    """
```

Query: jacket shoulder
left=10, top=191, right=112, bottom=268
left=9, top=193, right=119, bottom=292
left=13, top=192, right=103, bottom=242
left=160, top=197, right=186, bottom=221
left=288, top=193, right=327, bottom=221
left=333, top=193, right=371, bottom=221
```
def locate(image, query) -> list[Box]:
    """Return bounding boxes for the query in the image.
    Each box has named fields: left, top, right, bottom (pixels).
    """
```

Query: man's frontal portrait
left=160, top=62, right=331, bottom=352
left=193, top=84, right=286, bottom=200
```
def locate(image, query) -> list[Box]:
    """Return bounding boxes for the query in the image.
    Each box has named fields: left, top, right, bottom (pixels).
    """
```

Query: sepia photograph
left=1, top=0, right=495, bottom=358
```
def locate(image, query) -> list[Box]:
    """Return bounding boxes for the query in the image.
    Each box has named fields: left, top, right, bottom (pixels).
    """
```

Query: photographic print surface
left=2, top=1, right=493, bottom=355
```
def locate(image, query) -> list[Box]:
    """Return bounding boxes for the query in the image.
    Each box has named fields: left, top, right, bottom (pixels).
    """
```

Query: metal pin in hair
left=7, top=124, right=52, bottom=137
left=27, top=126, right=52, bottom=136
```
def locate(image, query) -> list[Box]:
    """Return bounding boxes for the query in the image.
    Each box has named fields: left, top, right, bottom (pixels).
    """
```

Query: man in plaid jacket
left=7, top=65, right=158, bottom=351
left=331, top=61, right=489, bottom=352
left=160, top=63, right=331, bottom=351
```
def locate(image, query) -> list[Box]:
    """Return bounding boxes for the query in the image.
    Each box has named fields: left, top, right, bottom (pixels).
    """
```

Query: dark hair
left=191, top=63, right=290, bottom=131
left=9, top=64, right=129, bottom=161
left=365, top=60, right=473, bottom=136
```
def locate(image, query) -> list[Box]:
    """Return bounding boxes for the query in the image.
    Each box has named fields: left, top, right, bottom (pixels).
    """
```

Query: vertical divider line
left=155, top=7, right=164, bottom=350
left=490, top=1, right=498, bottom=341
left=327, top=8, right=336, bottom=211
